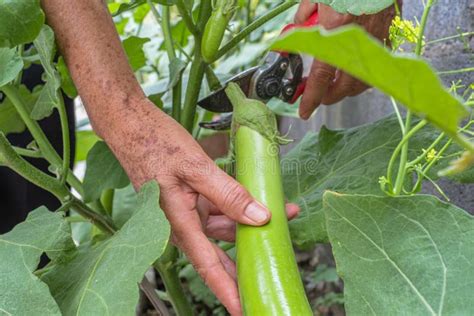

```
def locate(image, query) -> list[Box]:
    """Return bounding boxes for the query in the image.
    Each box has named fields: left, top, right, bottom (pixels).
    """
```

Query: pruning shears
left=198, top=9, right=320, bottom=130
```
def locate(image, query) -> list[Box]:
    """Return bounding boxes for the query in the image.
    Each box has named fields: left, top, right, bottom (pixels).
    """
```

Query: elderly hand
left=295, top=0, right=398, bottom=119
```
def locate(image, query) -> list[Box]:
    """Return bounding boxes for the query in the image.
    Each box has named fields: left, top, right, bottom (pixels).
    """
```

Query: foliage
left=324, top=193, right=474, bottom=314
left=311, top=0, right=394, bottom=15
left=0, top=0, right=473, bottom=315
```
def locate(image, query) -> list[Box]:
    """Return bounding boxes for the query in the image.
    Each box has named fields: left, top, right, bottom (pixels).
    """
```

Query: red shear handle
left=279, top=9, right=319, bottom=103
left=281, top=9, right=319, bottom=34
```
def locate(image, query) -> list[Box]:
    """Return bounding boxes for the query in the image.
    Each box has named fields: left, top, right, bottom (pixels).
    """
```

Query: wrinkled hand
left=109, top=101, right=299, bottom=316
left=295, top=0, right=397, bottom=119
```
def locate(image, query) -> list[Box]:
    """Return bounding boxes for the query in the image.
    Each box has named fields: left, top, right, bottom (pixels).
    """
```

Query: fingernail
left=244, top=202, right=269, bottom=224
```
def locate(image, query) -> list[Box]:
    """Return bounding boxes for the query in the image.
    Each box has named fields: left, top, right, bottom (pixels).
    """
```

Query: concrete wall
left=281, top=0, right=474, bottom=212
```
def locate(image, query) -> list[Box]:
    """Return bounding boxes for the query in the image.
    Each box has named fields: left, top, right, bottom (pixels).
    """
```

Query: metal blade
left=198, top=67, right=259, bottom=113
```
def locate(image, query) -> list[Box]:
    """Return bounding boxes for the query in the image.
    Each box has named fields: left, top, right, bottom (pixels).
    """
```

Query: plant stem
left=176, top=0, right=199, bottom=36
left=437, top=67, right=474, bottom=76
left=70, top=198, right=117, bottom=235
left=387, top=119, right=428, bottom=194
left=13, top=146, right=42, bottom=158
left=415, top=0, right=435, bottom=56
left=1, top=84, right=84, bottom=196
left=390, top=97, right=405, bottom=134
left=160, top=5, right=183, bottom=121
left=154, top=245, right=193, bottom=316
left=57, top=94, right=70, bottom=185
left=0, top=133, right=69, bottom=200
left=407, top=132, right=446, bottom=168
left=212, top=1, right=297, bottom=62
left=205, top=65, right=222, bottom=91
left=180, top=0, right=212, bottom=132
left=393, top=111, right=413, bottom=195
left=426, top=31, right=474, bottom=45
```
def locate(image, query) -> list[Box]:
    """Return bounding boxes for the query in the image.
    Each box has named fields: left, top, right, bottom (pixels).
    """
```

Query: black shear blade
left=198, top=67, right=258, bottom=113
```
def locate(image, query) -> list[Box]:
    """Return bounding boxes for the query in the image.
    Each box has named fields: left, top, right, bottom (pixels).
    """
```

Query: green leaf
left=272, top=27, right=468, bottom=136
left=283, top=115, right=457, bottom=248
left=311, top=0, right=394, bottom=15
left=83, top=141, right=130, bottom=202
left=133, top=4, right=150, bottom=23
left=57, top=56, right=78, bottom=98
left=168, top=58, right=187, bottom=89
left=0, top=85, right=38, bottom=135
left=122, top=36, right=151, bottom=71
left=0, top=47, right=23, bottom=87
left=42, top=181, right=170, bottom=315
left=111, top=0, right=177, bottom=16
left=112, top=184, right=138, bottom=229
left=75, top=130, right=101, bottom=162
left=0, top=0, right=45, bottom=47
left=0, top=207, right=73, bottom=315
left=31, top=25, right=62, bottom=120
left=323, top=193, right=474, bottom=315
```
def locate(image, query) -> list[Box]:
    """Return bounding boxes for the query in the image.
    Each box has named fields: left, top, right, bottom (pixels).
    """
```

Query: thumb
left=187, top=163, right=271, bottom=226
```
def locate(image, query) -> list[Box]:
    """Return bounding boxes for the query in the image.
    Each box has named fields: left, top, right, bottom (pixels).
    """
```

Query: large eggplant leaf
left=272, top=27, right=468, bottom=136
left=0, top=48, right=23, bottom=87
left=83, top=141, right=130, bottom=202
left=283, top=115, right=464, bottom=248
left=324, top=193, right=474, bottom=315
left=311, top=0, right=394, bottom=15
left=0, top=0, right=45, bottom=48
left=0, top=207, right=73, bottom=315
left=42, top=181, right=170, bottom=316
left=113, top=184, right=139, bottom=229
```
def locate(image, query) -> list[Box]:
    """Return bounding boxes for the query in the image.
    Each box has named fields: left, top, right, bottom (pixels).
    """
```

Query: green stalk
left=389, top=0, right=435, bottom=196
left=212, top=1, right=297, bottom=62
left=0, top=133, right=69, bottom=200
left=387, top=119, right=428, bottom=194
left=437, top=67, right=474, bottom=76
left=227, top=83, right=311, bottom=315
left=149, top=2, right=183, bottom=121
left=13, top=146, right=42, bottom=158
left=71, top=199, right=116, bottom=235
left=393, top=111, right=413, bottom=195
left=415, top=0, right=434, bottom=56
left=153, top=245, right=193, bottom=316
left=180, top=0, right=212, bottom=132
left=1, top=84, right=84, bottom=196
left=427, top=32, right=474, bottom=45
left=176, top=0, right=199, bottom=36
left=57, top=94, right=70, bottom=185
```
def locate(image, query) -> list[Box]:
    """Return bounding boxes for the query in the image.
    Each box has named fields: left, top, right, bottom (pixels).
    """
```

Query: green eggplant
left=226, top=83, right=312, bottom=316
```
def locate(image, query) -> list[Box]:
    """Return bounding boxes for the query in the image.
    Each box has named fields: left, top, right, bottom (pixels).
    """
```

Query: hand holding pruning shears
left=199, top=1, right=397, bottom=125
left=296, top=0, right=398, bottom=119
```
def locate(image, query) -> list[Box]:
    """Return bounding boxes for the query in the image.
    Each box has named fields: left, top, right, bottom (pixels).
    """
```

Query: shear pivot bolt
left=285, top=86, right=295, bottom=96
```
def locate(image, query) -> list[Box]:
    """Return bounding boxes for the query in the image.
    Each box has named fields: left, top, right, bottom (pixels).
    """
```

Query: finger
left=212, top=243, right=237, bottom=281
left=295, top=0, right=317, bottom=24
left=300, top=60, right=336, bottom=119
left=286, top=203, right=300, bottom=220
left=175, top=228, right=241, bottom=316
left=197, top=195, right=222, bottom=216
left=185, top=163, right=271, bottom=226
left=322, top=72, right=369, bottom=105
left=206, top=203, right=301, bottom=242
